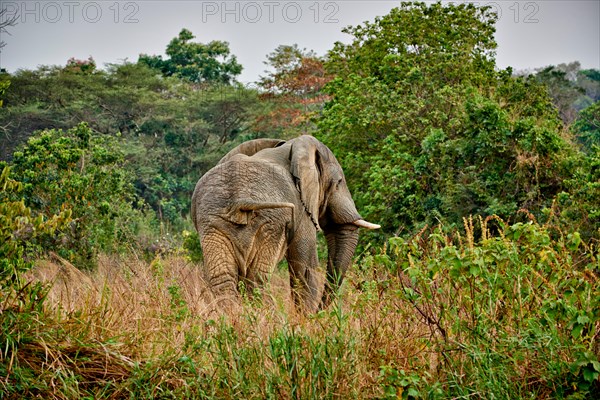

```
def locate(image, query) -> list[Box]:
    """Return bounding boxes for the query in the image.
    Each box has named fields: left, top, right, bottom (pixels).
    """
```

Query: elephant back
left=219, top=138, right=286, bottom=165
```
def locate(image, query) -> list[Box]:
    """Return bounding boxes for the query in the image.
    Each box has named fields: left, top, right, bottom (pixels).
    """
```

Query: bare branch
left=0, top=8, right=19, bottom=51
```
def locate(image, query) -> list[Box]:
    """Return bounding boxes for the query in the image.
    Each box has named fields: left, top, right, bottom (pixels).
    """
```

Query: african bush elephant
left=191, top=135, right=379, bottom=312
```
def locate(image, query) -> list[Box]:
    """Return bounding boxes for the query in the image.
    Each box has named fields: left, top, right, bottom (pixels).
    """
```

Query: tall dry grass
left=29, top=252, right=217, bottom=355
left=16, top=251, right=430, bottom=399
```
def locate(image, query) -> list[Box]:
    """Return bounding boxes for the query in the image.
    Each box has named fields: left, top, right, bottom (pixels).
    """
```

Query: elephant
left=191, top=135, right=379, bottom=312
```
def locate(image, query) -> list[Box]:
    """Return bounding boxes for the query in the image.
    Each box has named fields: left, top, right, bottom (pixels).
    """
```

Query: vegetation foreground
left=2, top=214, right=599, bottom=398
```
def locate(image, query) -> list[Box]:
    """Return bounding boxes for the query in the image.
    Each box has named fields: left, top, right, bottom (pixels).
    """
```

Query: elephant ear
left=290, top=136, right=323, bottom=231
left=219, top=138, right=286, bottom=164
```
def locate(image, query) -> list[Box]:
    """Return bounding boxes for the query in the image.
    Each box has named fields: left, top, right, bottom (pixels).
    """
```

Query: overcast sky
left=1, top=1, right=599, bottom=83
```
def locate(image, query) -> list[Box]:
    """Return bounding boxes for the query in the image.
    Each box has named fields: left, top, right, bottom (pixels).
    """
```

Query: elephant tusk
left=353, top=219, right=381, bottom=230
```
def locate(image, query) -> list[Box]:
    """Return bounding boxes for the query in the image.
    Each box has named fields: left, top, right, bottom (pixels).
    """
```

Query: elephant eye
left=336, top=178, right=343, bottom=188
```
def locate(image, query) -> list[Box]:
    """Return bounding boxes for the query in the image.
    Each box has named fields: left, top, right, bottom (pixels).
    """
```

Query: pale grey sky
left=1, top=1, right=599, bottom=83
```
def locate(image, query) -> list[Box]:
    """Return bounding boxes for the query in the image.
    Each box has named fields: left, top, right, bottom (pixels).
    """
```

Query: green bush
left=3, top=123, right=150, bottom=268
left=364, top=216, right=600, bottom=398
left=182, top=229, right=203, bottom=263
left=0, top=166, right=71, bottom=370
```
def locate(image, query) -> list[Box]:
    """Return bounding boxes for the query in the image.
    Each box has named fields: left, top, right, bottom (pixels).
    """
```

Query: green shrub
left=182, top=229, right=203, bottom=263
left=4, top=123, right=151, bottom=268
left=0, top=166, right=71, bottom=377
left=368, top=216, right=600, bottom=398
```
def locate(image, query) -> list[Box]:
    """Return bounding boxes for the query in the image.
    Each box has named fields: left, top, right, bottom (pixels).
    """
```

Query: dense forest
left=1, top=2, right=599, bottom=398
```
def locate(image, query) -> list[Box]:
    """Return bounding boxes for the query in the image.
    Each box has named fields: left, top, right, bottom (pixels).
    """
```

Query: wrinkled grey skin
left=191, top=135, right=379, bottom=312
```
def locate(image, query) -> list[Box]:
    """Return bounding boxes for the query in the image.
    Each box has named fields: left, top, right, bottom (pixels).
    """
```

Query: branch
left=0, top=8, right=19, bottom=50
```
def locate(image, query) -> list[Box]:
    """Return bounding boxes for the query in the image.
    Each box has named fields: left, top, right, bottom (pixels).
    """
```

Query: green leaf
left=582, top=366, right=599, bottom=383
left=577, top=315, right=590, bottom=325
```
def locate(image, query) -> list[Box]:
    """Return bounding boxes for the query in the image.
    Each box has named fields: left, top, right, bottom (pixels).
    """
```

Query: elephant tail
left=225, top=200, right=295, bottom=225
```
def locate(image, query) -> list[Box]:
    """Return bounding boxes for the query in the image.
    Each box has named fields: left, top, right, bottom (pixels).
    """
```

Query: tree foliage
left=257, top=44, right=331, bottom=137
left=139, top=29, right=242, bottom=84
left=317, top=1, right=590, bottom=238
left=64, top=56, right=97, bottom=75
left=572, top=101, right=600, bottom=152
left=0, top=73, right=9, bottom=107
left=531, top=61, right=600, bottom=124
left=0, top=166, right=72, bottom=287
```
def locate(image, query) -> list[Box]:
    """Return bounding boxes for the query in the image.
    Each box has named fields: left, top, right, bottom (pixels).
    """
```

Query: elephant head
left=286, top=135, right=380, bottom=308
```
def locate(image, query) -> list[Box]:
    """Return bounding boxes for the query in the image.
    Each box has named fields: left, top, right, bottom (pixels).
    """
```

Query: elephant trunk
left=320, top=225, right=359, bottom=309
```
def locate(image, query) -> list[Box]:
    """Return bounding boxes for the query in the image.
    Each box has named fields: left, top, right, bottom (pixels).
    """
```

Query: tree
left=317, top=2, right=577, bottom=235
left=532, top=62, right=600, bottom=124
left=534, top=63, right=584, bottom=124
left=0, top=61, right=112, bottom=160
left=64, top=56, right=97, bottom=75
left=257, top=44, right=331, bottom=137
left=260, top=44, right=328, bottom=95
left=577, top=68, right=600, bottom=104
left=1, top=166, right=72, bottom=286
left=139, top=29, right=242, bottom=84
left=0, top=72, right=9, bottom=107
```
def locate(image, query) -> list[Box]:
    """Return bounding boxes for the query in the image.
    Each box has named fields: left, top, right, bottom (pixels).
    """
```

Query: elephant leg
left=201, top=232, right=240, bottom=309
left=286, top=235, right=320, bottom=313
left=241, top=260, right=273, bottom=302
left=241, top=222, right=288, bottom=298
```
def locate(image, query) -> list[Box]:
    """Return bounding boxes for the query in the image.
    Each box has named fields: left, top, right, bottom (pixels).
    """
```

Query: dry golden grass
left=18, top=251, right=433, bottom=398
left=28, top=252, right=421, bottom=342
left=28, top=252, right=217, bottom=356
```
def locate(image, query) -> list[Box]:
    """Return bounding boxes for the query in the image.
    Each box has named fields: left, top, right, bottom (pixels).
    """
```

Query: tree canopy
left=139, top=29, right=242, bottom=84
left=317, top=1, right=597, bottom=238
left=532, top=62, right=600, bottom=124
left=257, top=44, right=331, bottom=137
